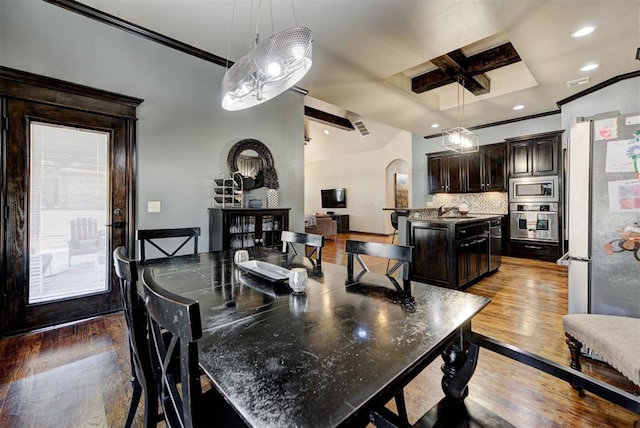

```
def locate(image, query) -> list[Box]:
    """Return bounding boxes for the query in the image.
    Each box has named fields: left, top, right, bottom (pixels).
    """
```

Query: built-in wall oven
left=509, top=202, right=559, bottom=242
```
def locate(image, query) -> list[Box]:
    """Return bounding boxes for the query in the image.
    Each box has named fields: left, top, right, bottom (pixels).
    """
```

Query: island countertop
left=407, top=213, right=503, bottom=224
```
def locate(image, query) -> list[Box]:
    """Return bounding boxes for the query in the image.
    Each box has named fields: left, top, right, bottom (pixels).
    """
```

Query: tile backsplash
left=432, top=192, right=508, bottom=214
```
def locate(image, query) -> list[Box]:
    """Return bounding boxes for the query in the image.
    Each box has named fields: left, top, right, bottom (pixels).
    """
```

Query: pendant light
left=221, top=1, right=312, bottom=111
left=442, top=76, right=479, bottom=153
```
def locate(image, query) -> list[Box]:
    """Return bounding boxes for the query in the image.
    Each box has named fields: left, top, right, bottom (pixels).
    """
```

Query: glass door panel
left=28, top=123, right=109, bottom=303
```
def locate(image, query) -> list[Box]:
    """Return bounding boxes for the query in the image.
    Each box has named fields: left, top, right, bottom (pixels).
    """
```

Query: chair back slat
left=345, top=240, right=413, bottom=293
left=281, top=230, right=325, bottom=266
left=136, top=227, right=200, bottom=262
left=113, top=246, right=158, bottom=427
left=142, top=267, right=203, bottom=428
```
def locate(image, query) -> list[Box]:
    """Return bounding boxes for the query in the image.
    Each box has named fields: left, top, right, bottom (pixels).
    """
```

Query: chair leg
left=125, top=380, right=142, bottom=428
left=394, top=390, right=410, bottom=426
left=565, top=332, right=584, bottom=393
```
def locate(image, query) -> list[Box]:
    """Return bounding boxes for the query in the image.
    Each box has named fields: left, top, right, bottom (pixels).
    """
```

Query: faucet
left=438, top=205, right=458, bottom=217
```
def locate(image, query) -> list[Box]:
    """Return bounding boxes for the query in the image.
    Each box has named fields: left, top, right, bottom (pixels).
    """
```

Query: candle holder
left=288, top=267, right=308, bottom=293
left=234, top=249, right=249, bottom=265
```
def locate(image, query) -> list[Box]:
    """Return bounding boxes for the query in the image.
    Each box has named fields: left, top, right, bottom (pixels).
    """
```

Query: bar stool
left=387, top=212, right=399, bottom=271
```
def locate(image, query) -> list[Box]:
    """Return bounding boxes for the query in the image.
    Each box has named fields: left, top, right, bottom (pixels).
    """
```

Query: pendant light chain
left=291, top=0, right=299, bottom=26
left=456, top=76, right=462, bottom=129
left=460, top=76, right=466, bottom=129
left=255, top=0, right=262, bottom=45
left=225, top=0, right=237, bottom=71
left=269, top=0, right=275, bottom=36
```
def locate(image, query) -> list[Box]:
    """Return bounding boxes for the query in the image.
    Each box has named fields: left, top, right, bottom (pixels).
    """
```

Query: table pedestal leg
left=437, top=340, right=480, bottom=424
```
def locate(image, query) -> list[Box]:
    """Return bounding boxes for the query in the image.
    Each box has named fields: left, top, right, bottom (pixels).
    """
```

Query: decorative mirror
left=227, top=139, right=279, bottom=190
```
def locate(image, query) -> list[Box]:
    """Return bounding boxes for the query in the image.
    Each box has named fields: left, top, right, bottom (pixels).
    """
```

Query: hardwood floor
left=0, top=232, right=637, bottom=427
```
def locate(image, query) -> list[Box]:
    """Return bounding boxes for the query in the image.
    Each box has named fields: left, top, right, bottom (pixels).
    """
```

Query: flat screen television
left=321, top=188, right=346, bottom=208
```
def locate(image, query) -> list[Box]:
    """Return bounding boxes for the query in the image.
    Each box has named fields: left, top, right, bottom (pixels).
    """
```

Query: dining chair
left=344, top=240, right=414, bottom=426
left=389, top=212, right=399, bottom=244
left=386, top=211, right=400, bottom=272
left=136, top=227, right=200, bottom=262
left=141, top=267, right=245, bottom=428
left=281, top=230, right=325, bottom=267
left=345, top=239, right=413, bottom=294
left=113, top=246, right=159, bottom=428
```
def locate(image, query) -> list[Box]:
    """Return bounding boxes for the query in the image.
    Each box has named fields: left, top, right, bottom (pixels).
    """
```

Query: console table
left=330, top=214, right=350, bottom=233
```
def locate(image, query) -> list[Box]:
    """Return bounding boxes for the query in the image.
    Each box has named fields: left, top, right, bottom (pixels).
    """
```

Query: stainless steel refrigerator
left=561, top=113, right=640, bottom=317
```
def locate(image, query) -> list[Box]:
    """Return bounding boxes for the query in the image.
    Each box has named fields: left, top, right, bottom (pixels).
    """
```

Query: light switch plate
left=147, top=200, right=161, bottom=213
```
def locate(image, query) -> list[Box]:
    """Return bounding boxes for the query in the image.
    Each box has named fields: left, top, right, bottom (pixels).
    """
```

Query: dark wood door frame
left=0, top=66, right=143, bottom=336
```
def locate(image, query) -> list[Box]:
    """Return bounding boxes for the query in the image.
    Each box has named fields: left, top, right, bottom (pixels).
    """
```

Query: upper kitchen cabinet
left=428, top=153, right=464, bottom=193
left=465, top=143, right=507, bottom=192
left=506, top=131, right=563, bottom=177
left=428, top=143, right=507, bottom=194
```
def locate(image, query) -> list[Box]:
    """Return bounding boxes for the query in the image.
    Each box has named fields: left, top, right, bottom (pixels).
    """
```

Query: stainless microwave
left=509, top=176, right=558, bottom=202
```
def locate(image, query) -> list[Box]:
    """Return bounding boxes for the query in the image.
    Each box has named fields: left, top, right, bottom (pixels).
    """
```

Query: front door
left=1, top=70, right=140, bottom=335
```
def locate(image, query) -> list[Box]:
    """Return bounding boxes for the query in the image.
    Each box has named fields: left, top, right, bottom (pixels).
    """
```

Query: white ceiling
left=77, top=0, right=639, bottom=140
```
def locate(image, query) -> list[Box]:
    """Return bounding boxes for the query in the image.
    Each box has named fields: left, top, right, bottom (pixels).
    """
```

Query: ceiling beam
left=304, top=106, right=355, bottom=131
left=412, top=42, right=521, bottom=96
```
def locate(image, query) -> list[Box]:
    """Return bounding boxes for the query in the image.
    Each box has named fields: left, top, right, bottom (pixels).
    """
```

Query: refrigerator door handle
left=557, top=252, right=570, bottom=265
left=557, top=252, right=590, bottom=265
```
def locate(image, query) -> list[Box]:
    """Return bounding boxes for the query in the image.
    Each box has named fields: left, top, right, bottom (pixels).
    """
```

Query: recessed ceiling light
left=580, top=63, right=599, bottom=72
left=324, top=129, right=329, bottom=135
left=571, top=25, right=596, bottom=38
left=513, top=105, right=525, bottom=110
left=431, top=123, right=440, bottom=128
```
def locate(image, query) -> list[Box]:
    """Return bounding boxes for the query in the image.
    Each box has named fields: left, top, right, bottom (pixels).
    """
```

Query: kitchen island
left=394, top=209, right=502, bottom=289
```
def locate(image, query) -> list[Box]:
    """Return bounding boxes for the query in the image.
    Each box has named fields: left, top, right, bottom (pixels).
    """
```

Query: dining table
left=140, top=247, right=491, bottom=427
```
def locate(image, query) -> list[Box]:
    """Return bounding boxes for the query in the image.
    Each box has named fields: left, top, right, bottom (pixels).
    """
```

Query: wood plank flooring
left=0, top=232, right=637, bottom=427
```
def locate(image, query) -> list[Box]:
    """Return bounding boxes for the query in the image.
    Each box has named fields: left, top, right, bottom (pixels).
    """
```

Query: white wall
left=305, top=130, right=412, bottom=234
left=1, top=0, right=306, bottom=255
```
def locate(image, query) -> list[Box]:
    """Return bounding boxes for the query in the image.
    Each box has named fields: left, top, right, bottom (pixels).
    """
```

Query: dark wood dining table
left=141, top=247, right=490, bottom=427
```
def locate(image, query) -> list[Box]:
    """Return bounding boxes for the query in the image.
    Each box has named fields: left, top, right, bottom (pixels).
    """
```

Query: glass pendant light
left=442, top=76, right=479, bottom=153
left=221, top=1, right=312, bottom=111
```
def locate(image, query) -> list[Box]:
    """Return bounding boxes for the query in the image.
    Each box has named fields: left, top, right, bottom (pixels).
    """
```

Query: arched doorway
left=384, top=159, right=410, bottom=234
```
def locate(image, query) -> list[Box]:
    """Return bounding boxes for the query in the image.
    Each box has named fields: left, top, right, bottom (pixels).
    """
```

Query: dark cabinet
left=428, top=154, right=463, bottom=193
left=428, top=143, right=506, bottom=194
left=507, top=131, right=562, bottom=177
left=427, top=155, right=445, bottom=193
left=330, top=214, right=349, bottom=233
left=465, top=143, right=507, bottom=192
left=509, top=240, right=560, bottom=263
left=409, top=218, right=491, bottom=289
left=208, top=208, right=290, bottom=251
left=483, top=144, right=508, bottom=190
left=456, top=222, right=489, bottom=287
left=410, top=222, right=451, bottom=287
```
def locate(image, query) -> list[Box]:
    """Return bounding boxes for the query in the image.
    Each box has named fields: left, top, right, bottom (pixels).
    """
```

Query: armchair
left=68, top=218, right=100, bottom=266
left=305, top=214, right=337, bottom=240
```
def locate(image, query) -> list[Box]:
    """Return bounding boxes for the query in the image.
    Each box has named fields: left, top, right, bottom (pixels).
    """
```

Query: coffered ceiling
left=73, top=0, right=639, bottom=139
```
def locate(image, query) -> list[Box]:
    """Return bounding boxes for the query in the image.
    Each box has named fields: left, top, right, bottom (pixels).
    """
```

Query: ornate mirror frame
left=227, top=139, right=279, bottom=190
